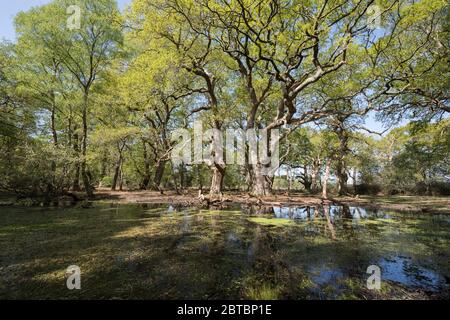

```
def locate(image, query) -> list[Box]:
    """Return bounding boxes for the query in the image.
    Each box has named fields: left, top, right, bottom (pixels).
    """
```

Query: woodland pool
left=0, top=203, right=449, bottom=299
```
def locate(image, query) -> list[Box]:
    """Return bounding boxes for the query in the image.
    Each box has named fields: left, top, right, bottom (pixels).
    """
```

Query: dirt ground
left=92, top=189, right=450, bottom=213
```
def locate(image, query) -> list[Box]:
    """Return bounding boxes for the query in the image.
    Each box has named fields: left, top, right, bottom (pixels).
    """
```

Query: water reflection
left=244, top=203, right=391, bottom=222
left=2, top=202, right=449, bottom=299
left=323, top=205, right=336, bottom=240
left=225, top=203, right=449, bottom=296
left=242, top=204, right=275, bottom=215
left=181, top=211, right=191, bottom=233
left=379, top=256, right=445, bottom=291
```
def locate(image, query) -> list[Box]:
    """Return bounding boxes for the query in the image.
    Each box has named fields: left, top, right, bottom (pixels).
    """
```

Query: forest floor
left=92, top=189, right=450, bottom=214
left=1, top=189, right=448, bottom=213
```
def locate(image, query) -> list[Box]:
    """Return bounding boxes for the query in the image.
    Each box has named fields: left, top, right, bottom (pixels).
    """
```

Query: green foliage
left=0, top=0, right=448, bottom=197
left=0, top=139, right=78, bottom=196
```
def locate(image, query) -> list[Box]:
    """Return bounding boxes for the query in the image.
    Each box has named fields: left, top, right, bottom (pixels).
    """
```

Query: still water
left=0, top=203, right=449, bottom=299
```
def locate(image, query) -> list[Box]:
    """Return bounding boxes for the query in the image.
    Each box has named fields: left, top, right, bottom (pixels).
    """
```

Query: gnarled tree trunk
left=209, top=164, right=225, bottom=197
left=336, top=162, right=348, bottom=196
left=310, top=157, right=321, bottom=193
left=153, top=160, right=165, bottom=192
left=249, top=163, right=272, bottom=196
left=322, top=159, right=331, bottom=199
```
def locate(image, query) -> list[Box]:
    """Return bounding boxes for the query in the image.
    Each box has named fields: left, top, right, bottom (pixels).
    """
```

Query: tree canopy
left=0, top=0, right=448, bottom=200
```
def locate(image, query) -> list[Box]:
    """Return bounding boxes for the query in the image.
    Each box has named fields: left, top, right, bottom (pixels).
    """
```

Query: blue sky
left=0, top=0, right=388, bottom=133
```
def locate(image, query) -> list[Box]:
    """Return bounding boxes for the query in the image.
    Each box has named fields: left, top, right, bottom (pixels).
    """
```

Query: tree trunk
left=336, top=127, right=349, bottom=196
left=197, top=165, right=203, bottom=193
left=47, top=99, right=58, bottom=197
left=119, top=164, right=124, bottom=191
left=111, top=157, right=122, bottom=191
left=245, top=164, right=252, bottom=192
left=72, top=130, right=81, bottom=191
left=310, top=157, right=321, bottom=193
left=287, top=166, right=292, bottom=196
left=73, top=164, right=81, bottom=191
left=336, top=161, right=348, bottom=196
left=170, top=162, right=180, bottom=195
left=303, top=180, right=312, bottom=192
left=179, top=164, right=185, bottom=189
left=249, top=163, right=272, bottom=196
left=322, top=159, right=331, bottom=199
left=352, top=168, right=358, bottom=194
left=140, top=175, right=151, bottom=190
left=81, top=91, right=93, bottom=198
left=266, top=175, right=274, bottom=193
left=140, top=140, right=151, bottom=190
left=50, top=99, right=58, bottom=147
left=209, top=164, right=225, bottom=197
left=153, top=160, right=165, bottom=191
left=301, top=165, right=312, bottom=192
